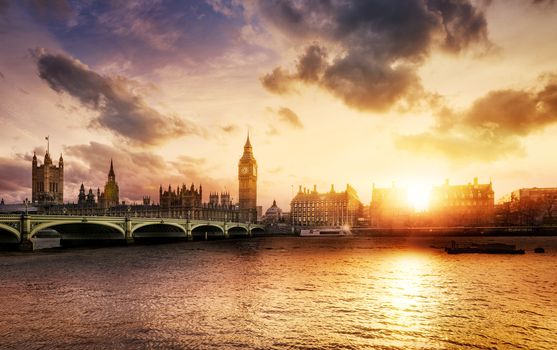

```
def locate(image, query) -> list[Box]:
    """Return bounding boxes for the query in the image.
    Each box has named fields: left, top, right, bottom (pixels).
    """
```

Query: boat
left=534, top=247, right=545, bottom=253
left=445, top=241, right=525, bottom=254
left=299, top=226, right=352, bottom=237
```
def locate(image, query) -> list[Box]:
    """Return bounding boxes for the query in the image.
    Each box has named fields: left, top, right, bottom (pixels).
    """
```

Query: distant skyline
left=1, top=1, right=557, bottom=210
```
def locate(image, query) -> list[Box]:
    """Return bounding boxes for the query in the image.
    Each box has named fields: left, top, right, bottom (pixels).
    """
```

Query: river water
left=1, top=236, right=556, bottom=349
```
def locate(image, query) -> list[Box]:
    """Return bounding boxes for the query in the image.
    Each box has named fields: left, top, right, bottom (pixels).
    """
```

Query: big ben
left=238, top=132, right=257, bottom=210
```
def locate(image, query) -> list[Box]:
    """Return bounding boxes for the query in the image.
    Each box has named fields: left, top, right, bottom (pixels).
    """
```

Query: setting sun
left=407, top=185, right=431, bottom=212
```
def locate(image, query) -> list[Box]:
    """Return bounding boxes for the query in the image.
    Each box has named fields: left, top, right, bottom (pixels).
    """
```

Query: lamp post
left=23, top=198, right=30, bottom=215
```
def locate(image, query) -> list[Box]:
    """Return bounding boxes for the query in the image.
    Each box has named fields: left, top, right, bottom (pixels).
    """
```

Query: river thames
left=1, top=236, right=556, bottom=349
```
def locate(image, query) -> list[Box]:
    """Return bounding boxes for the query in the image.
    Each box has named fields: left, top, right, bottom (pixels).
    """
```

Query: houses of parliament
left=28, top=135, right=259, bottom=222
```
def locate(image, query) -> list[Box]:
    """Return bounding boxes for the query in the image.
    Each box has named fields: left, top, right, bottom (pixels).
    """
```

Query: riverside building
left=290, top=184, right=362, bottom=227
left=429, top=178, right=494, bottom=226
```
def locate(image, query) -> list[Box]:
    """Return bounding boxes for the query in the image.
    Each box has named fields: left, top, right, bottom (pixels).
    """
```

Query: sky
left=1, top=0, right=557, bottom=211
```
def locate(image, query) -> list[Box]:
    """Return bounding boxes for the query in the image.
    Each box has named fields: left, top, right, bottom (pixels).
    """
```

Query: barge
left=445, top=241, right=525, bottom=254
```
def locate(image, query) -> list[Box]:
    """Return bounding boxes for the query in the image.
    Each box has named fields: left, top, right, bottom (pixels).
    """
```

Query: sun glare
left=407, top=185, right=430, bottom=212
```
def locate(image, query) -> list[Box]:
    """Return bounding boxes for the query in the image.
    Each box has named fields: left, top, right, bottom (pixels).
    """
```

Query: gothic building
left=32, top=148, right=64, bottom=205
left=77, top=184, right=96, bottom=207
left=238, top=133, right=257, bottom=210
left=209, top=192, right=232, bottom=207
left=159, top=183, right=202, bottom=209
left=98, top=160, right=120, bottom=208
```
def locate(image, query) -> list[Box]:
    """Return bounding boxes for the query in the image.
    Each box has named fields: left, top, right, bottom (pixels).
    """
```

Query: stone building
left=263, top=200, right=283, bottom=224
left=429, top=178, right=494, bottom=226
left=290, top=184, right=362, bottom=227
left=160, top=183, right=202, bottom=210
left=208, top=192, right=232, bottom=207
left=98, top=160, right=120, bottom=209
left=32, top=149, right=64, bottom=205
left=238, top=133, right=258, bottom=222
left=77, top=184, right=96, bottom=207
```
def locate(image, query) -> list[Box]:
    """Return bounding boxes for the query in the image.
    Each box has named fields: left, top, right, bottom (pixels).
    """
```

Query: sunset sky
left=1, top=0, right=557, bottom=211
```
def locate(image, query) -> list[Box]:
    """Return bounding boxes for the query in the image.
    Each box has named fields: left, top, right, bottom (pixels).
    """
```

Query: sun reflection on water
left=378, top=253, right=436, bottom=339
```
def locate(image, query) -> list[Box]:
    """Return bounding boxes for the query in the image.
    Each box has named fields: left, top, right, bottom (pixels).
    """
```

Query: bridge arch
left=132, top=223, right=187, bottom=239
left=227, top=225, right=249, bottom=237
left=250, top=227, right=266, bottom=235
left=191, top=224, right=224, bottom=240
left=30, top=220, right=125, bottom=240
left=0, top=224, right=20, bottom=244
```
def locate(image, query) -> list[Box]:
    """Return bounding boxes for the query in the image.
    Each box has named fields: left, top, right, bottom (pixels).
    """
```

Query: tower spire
left=108, top=158, right=115, bottom=179
left=244, top=128, right=251, bottom=148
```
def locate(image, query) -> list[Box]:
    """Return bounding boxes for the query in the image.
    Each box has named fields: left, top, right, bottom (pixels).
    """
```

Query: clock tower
left=238, top=132, right=257, bottom=210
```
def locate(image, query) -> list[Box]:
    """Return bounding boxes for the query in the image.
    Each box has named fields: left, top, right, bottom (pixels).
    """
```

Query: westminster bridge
left=0, top=214, right=266, bottom=250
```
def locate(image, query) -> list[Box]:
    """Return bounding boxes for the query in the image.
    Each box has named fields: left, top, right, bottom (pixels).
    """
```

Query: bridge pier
left=125, top=217, right=134, bottom=245
left=186, top=221, right=193, bottom=241
left=223, top=223, right=230, bottom=239
left=19, top=215, right=35, bottom=251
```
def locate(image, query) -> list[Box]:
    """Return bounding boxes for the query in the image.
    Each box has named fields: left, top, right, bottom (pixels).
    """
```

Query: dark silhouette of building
left=32, top=146, right=64, bottom=205
left=77, top=184, right=97, bottom=207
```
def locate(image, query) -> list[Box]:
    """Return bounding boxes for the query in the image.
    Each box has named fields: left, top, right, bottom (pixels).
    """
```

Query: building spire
left=45, top=135, right=50, bottom=154
left=244, top=128, right=252, bottom=149
left=108, top=158, right=115, bottom=179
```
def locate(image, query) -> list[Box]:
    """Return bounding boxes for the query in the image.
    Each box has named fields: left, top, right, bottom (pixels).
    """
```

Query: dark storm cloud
left=427, top=0, right=490, bottom=52
left=260, top=67, right=297, bottom=95
left=258, top=0, right=491, bottom=112
left=277, top=107, right=303, bottom=129
left=0, top=0, right=9, bottom=14
left=34, top=49, right=200, bottom=146
left=396, top=76, right=557, bottom=161
left=27, top=0, right=74, bottom=22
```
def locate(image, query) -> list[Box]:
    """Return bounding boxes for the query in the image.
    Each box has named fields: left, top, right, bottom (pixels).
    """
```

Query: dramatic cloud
left=397, top=76, right=557, bottom=161
left=63, top=142, right=232, bottom=204
left=261, top=67, right=297, bottom=95
left=0, top=157, right=29, bottom=192
left=27, top=0, right=74, bottom=22
left=33, top=49, right=200, bottom=146
left=277, top=107, right=303, bottom=129
left=259, top=0, right=491, bottom=112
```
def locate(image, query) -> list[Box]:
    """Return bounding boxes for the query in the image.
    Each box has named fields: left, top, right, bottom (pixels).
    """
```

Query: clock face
left=241, top=166, right=249, bottom=174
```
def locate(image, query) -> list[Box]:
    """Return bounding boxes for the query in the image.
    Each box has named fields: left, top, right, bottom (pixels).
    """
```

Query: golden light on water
left=378, top=252, right=435, bottom=344
left=384, top=254, right=428, bottom=309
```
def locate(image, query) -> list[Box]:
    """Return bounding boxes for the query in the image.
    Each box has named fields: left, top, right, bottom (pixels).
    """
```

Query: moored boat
left=445, top=241, right=525, bottom=254
left=299, top=226, right=352, bottom=237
